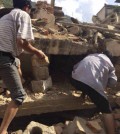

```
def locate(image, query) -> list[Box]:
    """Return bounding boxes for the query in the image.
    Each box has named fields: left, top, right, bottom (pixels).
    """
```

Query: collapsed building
left=0, top=0, right=119, bottom=120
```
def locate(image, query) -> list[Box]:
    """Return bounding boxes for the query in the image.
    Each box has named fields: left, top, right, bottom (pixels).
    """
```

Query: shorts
left=1, top=57, right=21, bottom=89
left=14, top=57, right=20, bottom=69
left=0, top=54, right=26, bottom=105
left=71, top=78, right=112, bottom=113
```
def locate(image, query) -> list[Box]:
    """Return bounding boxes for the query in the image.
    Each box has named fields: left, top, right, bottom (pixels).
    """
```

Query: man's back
left=72, top=53, right=117, bottom=98
left=0, top=11, right=15, bottom=53
left=0, top=8, right=33, bottom=56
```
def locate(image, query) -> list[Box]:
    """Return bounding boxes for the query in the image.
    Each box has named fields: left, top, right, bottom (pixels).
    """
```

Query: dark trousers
left=71, top=78, right=112, bottom=113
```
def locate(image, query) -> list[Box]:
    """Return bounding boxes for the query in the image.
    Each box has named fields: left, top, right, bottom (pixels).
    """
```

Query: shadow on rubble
left=0, top=107, right=100, bottom=132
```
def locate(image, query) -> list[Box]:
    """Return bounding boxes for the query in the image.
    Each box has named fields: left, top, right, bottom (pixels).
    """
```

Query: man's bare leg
left=103, top=113, right=115, bottom=134
left=113, top=113, right=120, bottom=120
left=0, top=100, right=19, bottom=134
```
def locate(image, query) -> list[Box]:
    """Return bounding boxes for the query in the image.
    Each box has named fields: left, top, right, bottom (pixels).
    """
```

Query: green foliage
left=114, top=6, right=120, bottom=12
left=0, top=0, right=13, bottom=8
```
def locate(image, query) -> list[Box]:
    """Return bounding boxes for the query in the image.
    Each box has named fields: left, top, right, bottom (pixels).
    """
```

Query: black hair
left=13, top=0, right=32, bottom=9
left=103, top=50, right=112, bottom=59
left=103, top=50, right=118, bottom=65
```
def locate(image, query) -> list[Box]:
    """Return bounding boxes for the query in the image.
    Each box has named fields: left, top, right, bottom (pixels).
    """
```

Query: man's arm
left=107, top=66, right=117, bottom=88
left=17, top=38, right=46, bottom=59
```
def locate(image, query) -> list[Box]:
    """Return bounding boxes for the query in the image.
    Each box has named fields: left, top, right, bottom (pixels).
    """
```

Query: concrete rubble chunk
left=31, top=55, right=49, bottom=67
left=33, top=8, right=55, bottom=29
left=86, top=120, right=102, bottom=133
left=62, top=117, right=87, bottom=134
left=23, top=121, right=56, bottom=134
left=32, top=66, right=49, bottom=80
left=105, top=39, right=120, bottom=56
left=48, top=28, right=59, bottom=34
left=31, top=76, right=52, bottom=93
left=62, top=117, right=106, bottom=134
left=11, top=130, right=23, bottom=134
left=68, top=26, right=81, bottom=36
left=107, top=25, right=115, bottom=30
left=54, top=123, right=65, bottom=134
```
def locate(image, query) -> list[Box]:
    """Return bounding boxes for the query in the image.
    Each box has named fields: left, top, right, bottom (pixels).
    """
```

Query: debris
left=86, top=120, right=102, bottom=133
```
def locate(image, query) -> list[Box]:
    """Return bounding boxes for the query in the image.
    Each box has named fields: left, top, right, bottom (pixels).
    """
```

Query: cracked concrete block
left=68, top=26, right=81, bottom=36
left=105, top=39, right=120, bottom=56
left=86, top=120, right=102, bottom=133
left=31, top=76, right=52, bottom=93
left=23, top=121, right=56, bottom=134
left=31, top=55, right=49, bottom=67
left=33, top=8, right=55, bottom=29
left=63, top=117, right=106, bottom=134
left=32, top=66, right=49, bottom=80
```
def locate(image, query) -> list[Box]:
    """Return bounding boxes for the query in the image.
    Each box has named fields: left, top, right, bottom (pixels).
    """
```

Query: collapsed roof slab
left=0, top=89, right=118, bottom=117
left=34, top=34, right=90, bottom=55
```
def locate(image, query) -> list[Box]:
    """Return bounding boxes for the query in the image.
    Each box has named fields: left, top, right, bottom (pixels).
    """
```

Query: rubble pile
left=30, top=1, right=120, bottom=93
left=9, top=113, right=120, bottom=134
left=31, top=1, right=120, bottom=57
left=0, top=1, right=119, bottom=133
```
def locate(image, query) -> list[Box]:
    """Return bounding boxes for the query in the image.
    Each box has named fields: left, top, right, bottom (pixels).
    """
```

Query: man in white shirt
left=0, top=0, right=46, bottom=133
left=71, top=53, right=117, bottom=134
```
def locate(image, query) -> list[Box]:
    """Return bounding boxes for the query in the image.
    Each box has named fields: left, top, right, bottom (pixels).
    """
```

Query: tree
left=0, top=0, right=13, bottom=8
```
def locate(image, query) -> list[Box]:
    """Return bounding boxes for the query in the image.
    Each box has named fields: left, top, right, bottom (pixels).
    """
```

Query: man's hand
left=35, top=50, right=46, bottom=59
left=17, top=38, right=46, bottom=58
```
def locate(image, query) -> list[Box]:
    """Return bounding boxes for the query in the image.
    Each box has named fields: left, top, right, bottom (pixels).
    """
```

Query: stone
left=86, top=120, right=102, bottom=133
left=11, top=130, right=23, bottom=134
left=63, top=117, right=86, bottom=134
left=33, top=8, right=55, bottom=29
left=31, top=76, right=52, bottom=93
left=23, top=121, right=56, bottom=134
left=63, top=117, right=105, bottom=134
left=31, top=55, right=49, bottom=67
left=32, top=66, right=49, bottom=80
left=48, top=28, right=58, bottom=34
left=107, top=25, right=115, bottom=30
left=105, top=39, right=120, bottom=56
left=54, top=123, right=65, bottom=134
left=68, top=26, right=81, bottom=36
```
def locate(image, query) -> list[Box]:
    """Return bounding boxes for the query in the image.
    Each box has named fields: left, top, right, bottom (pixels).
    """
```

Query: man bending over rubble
left=0, top=0, right=46, bottom=133
left=71, top=51, right=117, bottom=134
